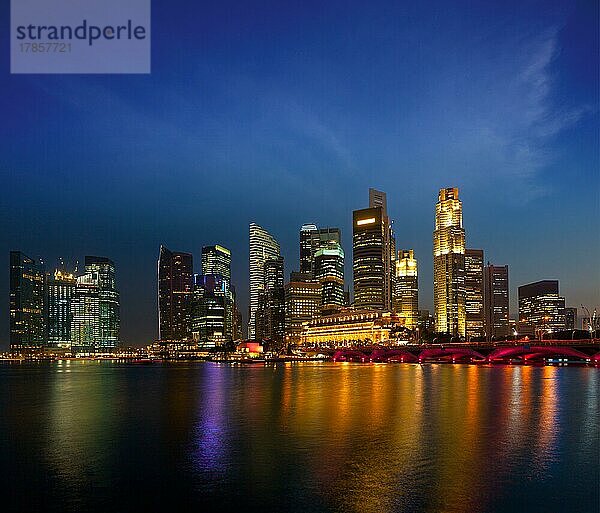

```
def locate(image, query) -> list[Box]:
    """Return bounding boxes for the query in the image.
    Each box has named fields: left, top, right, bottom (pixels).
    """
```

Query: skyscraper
left=314, top=241, right=345, bottom=314
left=484, top=264, right=509, bottom=339
left=353, top=189, right=394, bottom=310
left=47, top=268, right=76, bottom=349
left=255, top=256, right=285, bottom=345
left=158, top=246, right=193, bottom=341
left=9, top=251, right=46, bottom=350
left=249, top=223, right=280, bottom=339
left=85, top=256, right=120, bottom=350
left=201, top=245, right=232, bottom=282
left=299, top=224, right=341, bottom=278
left=70, top=272, right=101, bottom=353
left=299, top=224, right=319, bottom=274
left=518, top=280, right=566, bottom=337
left=465, top=249, right=485, bottom=339
left=395, top=249, right=419, bottom=329
left=369, top=188, right=395, bottom=310
left=433, top=187, right=466, bottom=336
left=191, top=274, right=232, bottom=348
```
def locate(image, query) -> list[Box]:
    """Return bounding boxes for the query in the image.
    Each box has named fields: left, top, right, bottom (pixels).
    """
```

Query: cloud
left=478, top=28, right=591, bottom=197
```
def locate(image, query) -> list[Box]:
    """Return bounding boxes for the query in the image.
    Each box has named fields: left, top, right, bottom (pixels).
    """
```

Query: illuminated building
left=484, top=264, right=509, bottom=339
left=299, top=224, right=318, bottom=274
left=314, top=241, right=345, bottom=314
left=46, top=269, right=76, bottom=348
left=285, top=273, right=322, bottom=344
left=353, top=189, right=395, bottom=310
left=71, top=256, right=120, bottom=352
left=255, top=256, right=285, bottom=344
left=201, top=244, right=235, bottom=338
left=394, top=249, right=418, bottom=329
left=201, top=245, right=231, bottom=282
left=232, top=305, right=244, bottom=341
left=465, top=249, right=485, bottom=339
left=299, top=224, right=341, bottom=277
left=433, top=187, right=466, bottom=336
left=191, top=274, right=232, bottom=348
left=70, top=272, right=100, bottom=353
left=518, top=280, right=565, bottom=337
left=301, top=310, right=403, bottom=347
left=158, top=246, right=193, bottom=341
left=249, top=223, right=280, bottom=339
left=564, top=307, right=577, bottom=330
left=9, top=251, right=46, bottom=350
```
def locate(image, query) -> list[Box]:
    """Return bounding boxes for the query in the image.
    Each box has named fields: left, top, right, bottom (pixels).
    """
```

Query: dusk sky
left=1, top=0, right=598, bottom=347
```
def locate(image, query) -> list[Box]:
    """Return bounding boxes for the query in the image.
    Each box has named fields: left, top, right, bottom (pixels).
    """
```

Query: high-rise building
left=9, top=251, right=46, bottom=350
left=353, top=189, right=395, bottom=310
left=191, top=274, right=233, bottom=348
left=433, top=187, right=466, bottom=336
left=249, top=223, right=280, bottom=339
left=564, top=307, right=577, bottom=331
left=70, top=272, right=101, bottom=353
left=255, top=256, right=286, bottom=345
left=465, top=249, right=485, bottom=339
left=484, top=264, right=509, bottom=339
left=395, top=249, right=419, bottom=329
left=83, top=256, right=120, bottom=351
left=158, top=246, right=193, bottom=341
left=201, top=245, right=231, bottom=282
left=353, top=206, right=385, bottom=309
left=299, top=224, right=341, bottom=277
left=518, top=280, right=566, bottom=337
left=285, top=272, right=322, bottom=344
left=300, top=224, right=319, bottom=274
left=46, top=269, right=76, bottom=349
left=314, top=241, right=345, bottom=314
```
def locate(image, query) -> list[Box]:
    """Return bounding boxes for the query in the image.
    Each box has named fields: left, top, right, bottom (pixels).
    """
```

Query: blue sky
left=0, top=0, right=598, bottom=346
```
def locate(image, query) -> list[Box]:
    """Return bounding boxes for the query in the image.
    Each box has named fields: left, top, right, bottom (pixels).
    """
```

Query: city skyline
left=1, top=1, right=597, bottom=347
left=5, top=184, right=596, bottom=348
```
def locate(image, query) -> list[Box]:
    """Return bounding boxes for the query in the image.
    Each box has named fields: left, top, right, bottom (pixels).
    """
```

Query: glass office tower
left=9, top=251, right=46, bottom=350
left=433, top=187, right=466, bottom=336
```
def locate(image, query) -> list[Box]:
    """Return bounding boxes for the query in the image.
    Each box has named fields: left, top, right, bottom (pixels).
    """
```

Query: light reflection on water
left=0, top=362, right=597, bottom=513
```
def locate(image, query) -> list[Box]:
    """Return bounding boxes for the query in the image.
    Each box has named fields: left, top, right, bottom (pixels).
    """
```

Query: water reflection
left=0, top=362, right=597, bottom=513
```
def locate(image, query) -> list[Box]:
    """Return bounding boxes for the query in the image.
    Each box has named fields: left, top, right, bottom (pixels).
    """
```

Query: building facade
left=191, top=274, right=233, bottom=348
left=299, top=224, right=341, bottom=277
left=518, top=280, right=566, bottom=337
left=158, top=245, right=193, bottom=341
left=201, top=245, right=231, bottom=282
left=249, top=223, right=280, bottom=339
left=314, top=241, right=345, bottom=314
left=433, top=187, right=466, bottom=336
left=255, top=256, right=285, bottom=345
left=70, top=256, right=120, bottom=353
left=46, top=269, right=76, bottom=348
left=394, top=249, right=419, bottom=329
left=301, top=310, right=403, bottom=347
left=564, top=307, right=577, bottom=331
left=465, top=249, right=485, bottom=339
left=284, top=274, right=322, bottom=344
left=484, top=264, right=509, bottom=339
left=70, top=272, right=101, bottom=353
left=9, top=251, right=46, bottom=350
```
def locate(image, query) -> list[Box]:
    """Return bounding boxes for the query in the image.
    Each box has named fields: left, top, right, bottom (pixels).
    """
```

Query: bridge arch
left=487, top=345, right=591, bottom=363
left=418, top=347, right=485, bottom=362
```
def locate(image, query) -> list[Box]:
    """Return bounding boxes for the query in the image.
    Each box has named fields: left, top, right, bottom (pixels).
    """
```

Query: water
left=0, top=361, right=598, bottom=513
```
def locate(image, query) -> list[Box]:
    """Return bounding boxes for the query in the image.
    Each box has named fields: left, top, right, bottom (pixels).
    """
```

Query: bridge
left=327, top=339, right=600, bottom=365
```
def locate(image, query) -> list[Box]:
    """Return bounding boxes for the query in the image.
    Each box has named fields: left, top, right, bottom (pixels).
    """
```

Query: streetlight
left=581, top=305, right=597, bottom=340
